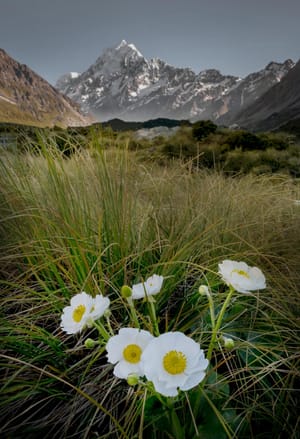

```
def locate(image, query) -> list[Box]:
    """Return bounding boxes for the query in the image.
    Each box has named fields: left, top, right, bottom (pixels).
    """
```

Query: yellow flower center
left=232, top=269, right=250, bottom=279
left=123, top=344, right=142, bottom=364
left=72, top=304, right=86, bottom=323
left=163, top=350, right=187, bottom=375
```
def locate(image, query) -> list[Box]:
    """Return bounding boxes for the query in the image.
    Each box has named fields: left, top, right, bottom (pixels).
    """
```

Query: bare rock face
left=55, top=40, right=294, bottom=124
left=0, top=49, right=93, bottom=127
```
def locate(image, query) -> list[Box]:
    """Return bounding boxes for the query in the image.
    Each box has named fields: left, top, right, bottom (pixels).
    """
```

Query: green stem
left=205, top=288, right=216, bottom=330
left=93, top=321, right=110, bottom=341
left=148, top=299, right=160, bottom=336
left=206, top=287, right=234, bottom=361
left=105, top=315, right=114, bottom=336
left=169, top=403, right=184, bottom=439
left=144, top=385, right=183, bottom=439
left=127, top=297, right=140, bottom=329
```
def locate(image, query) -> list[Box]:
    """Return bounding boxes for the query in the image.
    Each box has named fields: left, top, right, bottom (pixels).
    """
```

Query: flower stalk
left=200, top=285, right=216, bottom=330
left=147, top=298, right=160, bottom=336
left=127, top=296, right=140, bottom=329
left=206, top=286, right=235, bottom=361
left=93, top=320, right=110, bottom=342
left=105, top=312, right=114, bottom=336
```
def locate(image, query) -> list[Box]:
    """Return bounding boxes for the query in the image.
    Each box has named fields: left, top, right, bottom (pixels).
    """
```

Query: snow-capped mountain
left=56, top=40, right=294, bottom=122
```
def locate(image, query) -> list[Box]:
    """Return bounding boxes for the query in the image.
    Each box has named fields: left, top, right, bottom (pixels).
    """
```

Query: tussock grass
left=0, top=138, right=299, bottom=438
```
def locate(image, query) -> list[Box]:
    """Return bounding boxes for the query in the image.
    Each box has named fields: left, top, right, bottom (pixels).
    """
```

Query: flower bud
left=127, top=373, right=139, bottom=386
left=223, top=336, right=235, bottom=349
left=121, top=285, right=132, bottom=298
left=104, top=309, right=111, bottom=318
left=199, top=285, right=209, bottom=296
left=84, top=338, right=97, bottom=349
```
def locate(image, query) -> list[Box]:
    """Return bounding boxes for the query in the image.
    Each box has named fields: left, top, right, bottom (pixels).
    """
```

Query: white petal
left=180, top=370, right=206, bottom=391
left=163, top=373, right=188, bottom=389
left=113, top=361, right=144, bottom=379
left=131, top=282, right=147, bottom=299
left=146, top=274, right=164, bottom=295
left=90, top=295, right=110, bottom=319
left=151, top=378, right=179, bottom=397
left=132, top=329, right=154, bottom=347
left=106, top=336, right=125, bottom=363
left=70, top=291, right=93, bottom=308
left=249, top=267, right=266, bottom=288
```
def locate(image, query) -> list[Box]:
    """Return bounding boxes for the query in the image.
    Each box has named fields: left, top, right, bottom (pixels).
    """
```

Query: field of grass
left=0, top=134, right=299, bottom=438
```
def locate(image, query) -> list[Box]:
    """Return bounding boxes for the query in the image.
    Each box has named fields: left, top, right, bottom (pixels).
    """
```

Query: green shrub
left=258, top=132, right=289, bottom=150
left=222, top=130, right=265, bottom=151
left=162, top=141, right=198, bottom=159
left=192, top=119, right=217, bottom=141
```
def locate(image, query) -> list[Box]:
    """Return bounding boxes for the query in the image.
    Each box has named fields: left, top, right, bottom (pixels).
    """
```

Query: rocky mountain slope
left=229, top=59, right=300, bottom=131
left=0, top=49, right=92, bottom=127
left=208, top=59, right=295, bottom=125
left=56, top=40, right=294, bottom=123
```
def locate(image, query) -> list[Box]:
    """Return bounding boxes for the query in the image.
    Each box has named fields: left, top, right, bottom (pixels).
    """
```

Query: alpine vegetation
left=0, top=143, right=299, bottom=438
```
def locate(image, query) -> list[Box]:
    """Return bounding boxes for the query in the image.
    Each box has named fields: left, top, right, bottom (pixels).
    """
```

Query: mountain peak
left=265, top=59, right=295, bottom=73
left=88, top=40, right=145, bottom=78
left=113, top=40, right=143, bottom=57
left=116, top=39, right=128, bottom=48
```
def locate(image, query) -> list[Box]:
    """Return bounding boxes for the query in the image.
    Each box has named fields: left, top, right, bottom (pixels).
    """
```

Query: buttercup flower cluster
left=60, top=262, right=266, bottom=398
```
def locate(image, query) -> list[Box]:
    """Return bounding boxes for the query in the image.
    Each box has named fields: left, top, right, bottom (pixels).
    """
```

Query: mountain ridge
left=231, top=59, right=300, bottom=131
left=56, top=40, right=294, bottom=124
left=0, top=48, right=93, bottom=127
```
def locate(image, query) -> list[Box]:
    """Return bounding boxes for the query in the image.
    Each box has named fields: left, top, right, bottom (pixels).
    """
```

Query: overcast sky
left=1, top=0, right=299, bottom=85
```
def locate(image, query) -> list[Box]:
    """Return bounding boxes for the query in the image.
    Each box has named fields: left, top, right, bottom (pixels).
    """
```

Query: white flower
left=218, top=260, right=266, bottom=293
left=131, top=274, right=164, bottom=300
left=106, top=328, right=154, bottom=379
left=141, top=332, right=209, bottom=397
left=60, top=291, right=110, bottom=334
left=89, top=294, right=110, bottom=321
